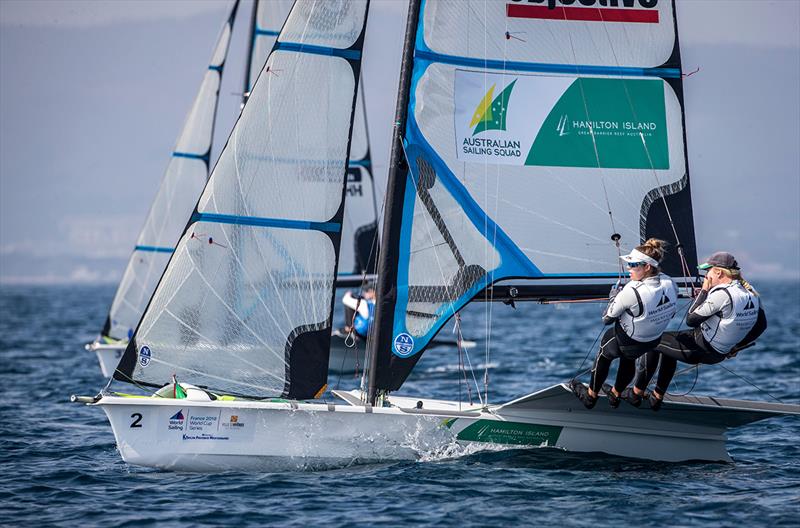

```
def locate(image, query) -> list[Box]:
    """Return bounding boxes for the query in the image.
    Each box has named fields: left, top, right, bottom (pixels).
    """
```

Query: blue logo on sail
left=393, top=333, right=415, bottom=357
left=139, top=346, right=152, bottom=367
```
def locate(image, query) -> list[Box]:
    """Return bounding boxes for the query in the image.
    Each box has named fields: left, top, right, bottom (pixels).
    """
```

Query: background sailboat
left=86, top=1, right=240, bottom=377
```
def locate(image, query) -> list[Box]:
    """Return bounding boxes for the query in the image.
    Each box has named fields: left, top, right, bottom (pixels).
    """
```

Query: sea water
left=0, top=282, right=797, bottom=526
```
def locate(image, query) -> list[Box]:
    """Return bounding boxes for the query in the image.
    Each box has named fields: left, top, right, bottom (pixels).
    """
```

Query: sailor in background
left=342, top=287, right=376, bottom=339
left=571, top=239, right=678, bottom=409
left=627, top=252, right=767, bottom=410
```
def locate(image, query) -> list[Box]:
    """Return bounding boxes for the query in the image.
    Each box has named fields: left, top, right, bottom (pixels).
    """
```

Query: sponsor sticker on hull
left=159, top=408, right=255, bottom=442
left=454, top=69, right=669, bottom=170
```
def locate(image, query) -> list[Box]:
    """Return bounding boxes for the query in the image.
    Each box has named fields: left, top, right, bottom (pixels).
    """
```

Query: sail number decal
left=130, top=413, right=143, bottom=428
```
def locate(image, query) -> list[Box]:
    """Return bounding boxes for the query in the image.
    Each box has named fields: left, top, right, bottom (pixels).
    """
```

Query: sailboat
left=74, top=0, right=798, bottom=471
left=86, top=1, right=241, bottom=377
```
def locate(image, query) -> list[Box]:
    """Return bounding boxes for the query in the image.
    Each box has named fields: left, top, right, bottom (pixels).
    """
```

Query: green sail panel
left=527, top=78, right=668, bottom=169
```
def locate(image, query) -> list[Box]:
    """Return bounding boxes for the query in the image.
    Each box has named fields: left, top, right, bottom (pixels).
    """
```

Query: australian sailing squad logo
left=460, top=77, right=523, bottom=162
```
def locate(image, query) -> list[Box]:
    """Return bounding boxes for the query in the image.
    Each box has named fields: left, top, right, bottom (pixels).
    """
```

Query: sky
left=0, top=0, right=798, bottom=285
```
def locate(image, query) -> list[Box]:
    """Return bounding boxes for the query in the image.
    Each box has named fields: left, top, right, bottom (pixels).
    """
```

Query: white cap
left=619, top=248, right=659, bottom=267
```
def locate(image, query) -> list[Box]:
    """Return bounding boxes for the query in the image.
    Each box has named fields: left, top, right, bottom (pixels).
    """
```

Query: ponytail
left=721, top=268, right=759, bottom=296
left=636, top=238, right=668, bottom=276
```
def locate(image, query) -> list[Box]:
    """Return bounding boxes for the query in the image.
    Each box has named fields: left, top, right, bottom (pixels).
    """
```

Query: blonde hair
left=636, top=238, right=667, bottom=276
left=720, top=267, right=759, bottom=296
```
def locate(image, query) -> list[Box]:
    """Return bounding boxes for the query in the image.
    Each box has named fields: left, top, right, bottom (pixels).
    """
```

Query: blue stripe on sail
left=134, top=245, right=174, bottom=254
left=415, top=50, right=681, bottom=78
left=255, top=27, right=280, bottom=36
left=348, top=159, right=371, bottom=168
left=191, top=212, right=340, bottom=232
left=275, top=41, right=361, bottom=60
left=208, top=65, right=223, bottom=72
left=172, top=151, right=209, bottom=161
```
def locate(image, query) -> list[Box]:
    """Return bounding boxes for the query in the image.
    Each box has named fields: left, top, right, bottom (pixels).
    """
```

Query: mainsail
left=101, top=1, right=240, bottom=341
left=115, top=0, right=371, bottom=400
left=370, top=0, right=698, bottom=394
left=245, top=0, right=378, bottom=285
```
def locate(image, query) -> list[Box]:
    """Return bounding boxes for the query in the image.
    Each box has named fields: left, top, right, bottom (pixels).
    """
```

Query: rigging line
left=571, top=324, right=606, bottom=383
left=399, top=139, right=459, bottom=321
left=560, top=11, right=622, bottom=276
left=717, top=363, right=785, bottom=404
left=184, top=248, right=291, bottom=367
left=213, top=220, right=295, bottom=341
left=162, top=307, right=287, bottom=382
left=595, top=9, right=692, bottom=288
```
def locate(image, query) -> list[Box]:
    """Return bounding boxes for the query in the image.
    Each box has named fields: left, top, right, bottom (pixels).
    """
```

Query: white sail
left=245, top=1, right=378, bottom=282
left=102, top=2, right=239, bottom=341
left=245, top=0, right=294, bottom=94
left=115, top=0, right=371, bottom=399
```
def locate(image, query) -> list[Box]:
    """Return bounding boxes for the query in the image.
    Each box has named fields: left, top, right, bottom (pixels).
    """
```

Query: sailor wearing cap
left=627, top=252, right=767, bottom=411
left=571, top=239, right=678, bottom=409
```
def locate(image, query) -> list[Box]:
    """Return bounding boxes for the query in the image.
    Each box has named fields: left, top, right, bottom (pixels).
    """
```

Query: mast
left=367, top=0, right=421, bottom=405
left=242, top=0, right=259, bottom=104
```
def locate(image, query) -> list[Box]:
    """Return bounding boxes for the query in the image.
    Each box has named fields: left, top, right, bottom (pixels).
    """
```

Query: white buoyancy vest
left=609, top=274, right=678, bottom=342
left=700, top=282, right=760, bottom=353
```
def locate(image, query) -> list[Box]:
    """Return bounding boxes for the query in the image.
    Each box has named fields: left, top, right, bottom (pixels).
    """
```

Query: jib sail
left=369, top=0, right=697, bottom=395
left=115, top=0, right=371, bottom=400
left=101, top=1, right=239, bottom=341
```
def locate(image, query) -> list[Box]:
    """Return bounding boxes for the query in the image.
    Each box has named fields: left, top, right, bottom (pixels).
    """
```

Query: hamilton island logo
left=139, top=346, right=151, bottom=367
left=556, top=114, right=570, bottom=136
left=470, top=79, right=517, bottom=136
left=393, top=333, right=415, bottom=356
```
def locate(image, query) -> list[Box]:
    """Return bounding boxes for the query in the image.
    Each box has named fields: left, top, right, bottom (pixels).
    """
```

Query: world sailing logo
left=470, top=79, right=517, bottom=136
left=168, top=410, right=185, bottom=431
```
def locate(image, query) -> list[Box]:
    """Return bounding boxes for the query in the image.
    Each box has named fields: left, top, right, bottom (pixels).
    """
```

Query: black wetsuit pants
left=590, top=325, right=660, bottom=395
left=632, top=329, right=724, bottom=395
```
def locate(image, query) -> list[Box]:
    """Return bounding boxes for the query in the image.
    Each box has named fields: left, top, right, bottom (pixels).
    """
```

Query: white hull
left=85, top=341, right=126, bottom=378
left=91, top=384, right=798, bottom=471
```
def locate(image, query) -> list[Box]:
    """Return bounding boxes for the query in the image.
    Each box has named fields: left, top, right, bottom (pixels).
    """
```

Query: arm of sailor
left=342, top=291, right=370, bottom=318
left=686, top=289, right=729, bottom=327
left=603, top=285, right=638, bottom=323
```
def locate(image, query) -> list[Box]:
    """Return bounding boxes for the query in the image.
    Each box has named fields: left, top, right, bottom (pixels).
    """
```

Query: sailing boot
left=601, top=383, right=621, bottom=408
left=569, top=380, right=597, bottom=410
left=648, top=392, right=664, bottom=412
left=620, top=387, right=643, bottom=408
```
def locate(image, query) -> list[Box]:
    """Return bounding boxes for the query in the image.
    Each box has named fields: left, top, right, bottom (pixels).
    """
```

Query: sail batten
left=370, top=0, right=697, bottom=395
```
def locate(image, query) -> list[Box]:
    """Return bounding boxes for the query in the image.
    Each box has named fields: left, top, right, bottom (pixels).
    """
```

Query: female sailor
left=626, top=252, right=766, bottom=410
left=571, top=239, right=678, bottom=409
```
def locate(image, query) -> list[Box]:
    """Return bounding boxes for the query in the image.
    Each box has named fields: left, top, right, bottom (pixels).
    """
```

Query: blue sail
left=371, top=0, right=697, bottom=392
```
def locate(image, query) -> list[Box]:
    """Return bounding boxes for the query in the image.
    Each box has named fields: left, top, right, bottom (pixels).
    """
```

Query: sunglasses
left=626, top=262, right=645, bottom=268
